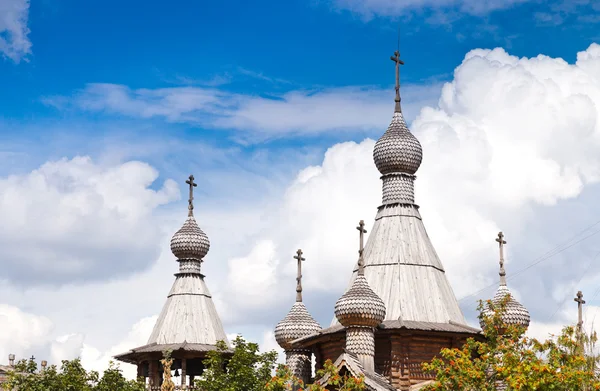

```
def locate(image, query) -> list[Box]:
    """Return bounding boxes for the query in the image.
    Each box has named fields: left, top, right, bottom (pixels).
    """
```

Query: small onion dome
left=170, top=214, right=210, bottom=260
left=373, top=111, right=423, bottom=175
left=274, top=302, right=322, bottom=350
left=481, top=285, right=530, bottom=328
left=335, top=275, right=386, bottom=328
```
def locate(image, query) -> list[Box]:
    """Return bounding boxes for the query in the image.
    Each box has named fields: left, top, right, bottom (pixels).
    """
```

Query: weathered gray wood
left=147, top=274, right=229, bottom=346
left=331, top=203, right=467, bottom=326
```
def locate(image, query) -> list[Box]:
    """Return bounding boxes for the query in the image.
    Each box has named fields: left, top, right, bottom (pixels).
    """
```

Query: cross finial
left=390, top=50, right=404, bottom=113
left=575, top=290, right=586, bottom=341
left=496, top=232, right=507, bottom=286
left=294, top=249, right=305, bottom=302
left=185, top=175, right=198, bottom=216
left=30, top=355, right=35, bottom=361
left=357, top=220, right=367, bottom=275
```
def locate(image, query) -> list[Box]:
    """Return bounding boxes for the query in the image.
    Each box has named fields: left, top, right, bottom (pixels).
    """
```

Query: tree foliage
left=195, top=335, right=365, bottom=391
left=265, top=360, right=366, bottom=391
left=194, top=336, right=279, bottom=391
left=421, top=296, right=600, bottom=391
left=5, top=357, right=146, bottom=391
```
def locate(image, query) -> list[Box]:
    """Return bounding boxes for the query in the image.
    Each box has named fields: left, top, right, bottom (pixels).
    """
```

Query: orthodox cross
left=357, top=220, right=367, bottom=275
left=390, top=50, right=404, bottom=113
left=294, top=249, right=305, bottom=302
left=186, top=175, right=197, bottom=215
left=574, top=291, right=586, bottom=345
left=496, top=232, right=507, bottom=285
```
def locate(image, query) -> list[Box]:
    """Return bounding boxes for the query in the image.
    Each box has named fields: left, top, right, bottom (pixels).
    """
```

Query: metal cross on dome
left=390, top=50, right=404, bottom=113
left=357, top=220, right=367, bottom=275
left=496, top=231, right=507, bottom=285
left=294, top=249, right=305, bottom=302
left=574, top=291, right=586, bottom=340
left=186, top=174, right=197, bottom=214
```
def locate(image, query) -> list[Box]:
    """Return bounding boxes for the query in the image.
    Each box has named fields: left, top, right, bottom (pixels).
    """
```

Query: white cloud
left=327, top=0, right=530, bottom=20
left=0, top=304, right=53, bottom=360
left=217, top=43, right=600, bottom=330
left=0, top=156, right=179, bottom=285
left=0, top=0, right=31, bottom=62
left=9, top=42, right=600, bottom=379
left=44, top=83, right=442, bottom=141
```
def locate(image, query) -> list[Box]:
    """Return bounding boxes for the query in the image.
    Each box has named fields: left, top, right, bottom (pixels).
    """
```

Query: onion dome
left=275, top=302, right=322, bottom=350
left=170, top=175, right=210, bottom=260
left=335, top=274, right=386, bottom=328
left=336, top=221, right=386, bottom=328
left=170, top=214, right=210, bottom=260
left=481, top=232, right=530, bottom=329
left=373, top=112, right=423, bottom=175
left=486, top=285, right=530, bottom=328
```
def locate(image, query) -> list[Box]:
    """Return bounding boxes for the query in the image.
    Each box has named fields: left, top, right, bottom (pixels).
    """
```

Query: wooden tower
left=115, top=175, right=230, bottom=388
left=288, top=50, right=481, bottom=391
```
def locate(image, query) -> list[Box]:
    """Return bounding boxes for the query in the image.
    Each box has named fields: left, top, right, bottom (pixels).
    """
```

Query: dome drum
left=381, top=173, right=416, bottom=205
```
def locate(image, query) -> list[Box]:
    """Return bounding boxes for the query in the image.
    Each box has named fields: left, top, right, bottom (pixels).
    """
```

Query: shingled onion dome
left=170, top=175, right=210, bottom=260
left=335, top=222, right=386, bottom=328
left=334, top=274, right=386, bottom=328
left=275, top=250, right=321, bottom=350
left=373, top=112, right=423, bottom=176
left=373, top=50, right=422, bottom=177
left=481, top=232, right=530, bottom=329
left=275, top=302, right=322, bottom=350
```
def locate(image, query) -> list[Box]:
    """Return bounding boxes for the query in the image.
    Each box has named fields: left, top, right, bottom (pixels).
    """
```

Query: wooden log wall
left=314, top=336, right=345, bottom=371
left=386, top=333, right=470, bottom=390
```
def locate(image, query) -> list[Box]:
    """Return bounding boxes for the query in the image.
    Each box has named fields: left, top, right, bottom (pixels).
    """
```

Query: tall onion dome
left=372, top=50, right=423, bottom=206
left=334, top=221, right=386, bottom=372
left=481, top=232, right=530, bottom=330
left=275, top=249, right=321, bottom=384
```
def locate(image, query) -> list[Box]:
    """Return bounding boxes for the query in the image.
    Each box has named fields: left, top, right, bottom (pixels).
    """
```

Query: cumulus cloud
left=0, top=156, right=179, bottom=286
left=10, top=43, right=600, bottom=378
left=0, top=0, right=31, bottom=62
left=217, top=43, right=600, bottom=331
left=43, top=83, right=442, bottom=141
left=0, top=304, right=53, bottom=360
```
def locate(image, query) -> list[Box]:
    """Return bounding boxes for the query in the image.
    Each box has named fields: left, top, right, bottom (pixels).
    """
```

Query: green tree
left=5, top=357, right=145, bottom=391
left=195, top=335, right=365, bottom=391
left=421, top=296, right=600, bottom=391
left=195, top=336, right=278, bottom=391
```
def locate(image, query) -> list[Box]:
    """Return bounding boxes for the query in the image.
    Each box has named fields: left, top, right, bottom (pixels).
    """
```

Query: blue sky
left=5, top=0, right=600, bottom=378
left=3, top=0, right=600, bottom=136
